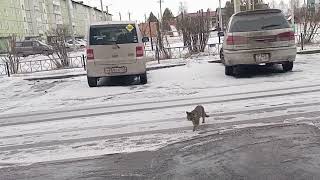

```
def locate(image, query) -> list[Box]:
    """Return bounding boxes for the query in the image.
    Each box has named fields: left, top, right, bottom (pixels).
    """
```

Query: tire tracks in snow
left=2, top=82, right=320, bottom=120
left=1, top=85, right=320, bottom=127
left=1, top=101, right=320, bottom=140
left=1, top=109, right=320, bottom=151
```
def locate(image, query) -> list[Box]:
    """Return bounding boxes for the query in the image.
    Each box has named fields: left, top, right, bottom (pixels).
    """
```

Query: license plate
left=105, top=66, right=127, bottom=74
left=255, top=54, right=270, bottom=63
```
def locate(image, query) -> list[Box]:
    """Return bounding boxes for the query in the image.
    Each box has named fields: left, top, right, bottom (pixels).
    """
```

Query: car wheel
left=265, top=63, right=274, bottom=67
left=87, top=76, right=98, bottom=87
left=140, top=72, right=148, bottom=84
left=282, top=61, right=293, bottom=72
left=225, top=66, right=234, bottom=76
left=220, top=48, right=225, bottom=64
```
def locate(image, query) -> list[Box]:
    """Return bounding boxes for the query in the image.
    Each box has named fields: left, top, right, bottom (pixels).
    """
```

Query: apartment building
left=0, top=0, right=111, bottom=41
left=0, top=0, right=26, bottom=37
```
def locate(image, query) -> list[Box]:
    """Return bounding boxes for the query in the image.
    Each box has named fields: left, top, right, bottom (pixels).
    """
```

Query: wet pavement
left=2, top=123, right=320, bottom=180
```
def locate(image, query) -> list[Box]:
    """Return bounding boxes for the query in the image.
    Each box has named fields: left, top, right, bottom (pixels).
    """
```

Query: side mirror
left=218, top=31, right=224, bottom=37
left=142, top=37, right=149, bottom=43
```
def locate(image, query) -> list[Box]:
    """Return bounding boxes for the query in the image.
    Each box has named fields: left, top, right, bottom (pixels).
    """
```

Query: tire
left=265, top=63, right=274, bottom=67
left=225, top=66, right=234, bottom=76
left=87, top=76, right=98, bottom=87
left=140, top=72, right=148, bottom=84
left=282, top=61, right=293, bottom=72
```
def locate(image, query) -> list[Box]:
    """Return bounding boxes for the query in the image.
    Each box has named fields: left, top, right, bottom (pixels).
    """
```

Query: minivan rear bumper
left=86, top=60, right=146, bottom=77
left=224, top=46, right=297, bottom=66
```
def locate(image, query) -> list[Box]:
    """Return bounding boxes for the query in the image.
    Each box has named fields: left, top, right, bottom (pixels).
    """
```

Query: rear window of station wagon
left=229, top=13, right=291, bottom=32
left=90, top=24, right=138, bottom=45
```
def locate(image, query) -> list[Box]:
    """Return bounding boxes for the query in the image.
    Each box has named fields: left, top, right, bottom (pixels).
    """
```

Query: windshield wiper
left=261, top=24, right=281, bottom=30
left=110, top=40, right=120, bottom=49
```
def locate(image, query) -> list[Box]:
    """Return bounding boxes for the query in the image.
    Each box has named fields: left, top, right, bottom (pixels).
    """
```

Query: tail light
left=278, top=32, right=295, bottom=41
left=226, top=36, right=248, bottom=45
left=136, top=46, right=144, bottom=57
left=86, top=48, right=94, bottom=60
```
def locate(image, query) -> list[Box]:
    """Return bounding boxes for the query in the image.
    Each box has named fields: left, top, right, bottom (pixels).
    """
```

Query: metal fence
left=145, top=43, right=222, bottom=60
left=0, top=63, right=6, bottom=76
left=3, top=32, right=319, bottom=76
left=295, top=32, right=320, bottom=50
left=0, top=55, right=85, bottom=76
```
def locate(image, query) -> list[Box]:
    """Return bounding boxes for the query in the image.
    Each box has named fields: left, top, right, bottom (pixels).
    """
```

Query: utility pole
left=99, top=0, right=106, bottom=20
left=145, top=13, right=147, bottom=23
left=158, top=0, right=164, bottom=22
left=291, top=0, right=295, bottom=27
left=106, top=6, right=109, bottom=20
left=252, top=0, right=255, bottom=10
left=119, top=12, right=122, bottom=21
left=66, top=0, right=75, bottom=50
left=219, top=0, right=223, bottom=31
left=128, top=12, right=131, bottom=21
left=234, top=0, right=241, bottom=13
left=247, top=0, right=251, bottom=10
left=159, top=0, right=164, bottom=22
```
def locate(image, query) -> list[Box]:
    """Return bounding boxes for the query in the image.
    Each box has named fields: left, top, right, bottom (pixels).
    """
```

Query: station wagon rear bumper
left=224, top=46, right=297, bottom=66
left=86, top=60, right=146, bottom=77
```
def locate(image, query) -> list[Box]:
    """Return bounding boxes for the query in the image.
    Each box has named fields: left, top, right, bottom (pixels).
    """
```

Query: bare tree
left=177, top=9, right=211, bottom=54
left=1, top=34, right=20, bottom=74
left=156, top=22, right=171, bottom=59
left=295, top=6, right=320, bottom=43
left=46, top=26, right=70, bottom=68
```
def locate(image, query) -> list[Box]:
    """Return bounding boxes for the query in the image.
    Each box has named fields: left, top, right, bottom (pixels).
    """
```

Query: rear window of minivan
left=229, top=13, right=290, bottom=32
left=90, top=24, right=138, bottom=45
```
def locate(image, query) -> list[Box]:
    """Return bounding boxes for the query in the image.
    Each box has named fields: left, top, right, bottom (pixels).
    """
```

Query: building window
left=24, top=17, right=26, bottom=22
left=22, top=4, right=24, bottom=9
left=4, top=9, right=8, bottom=17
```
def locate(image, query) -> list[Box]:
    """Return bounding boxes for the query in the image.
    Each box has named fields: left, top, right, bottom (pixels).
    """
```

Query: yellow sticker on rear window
left=126, top=24, right=134, bottom=32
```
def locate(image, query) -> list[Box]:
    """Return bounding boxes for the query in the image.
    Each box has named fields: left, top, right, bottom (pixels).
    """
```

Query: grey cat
left=186, top=105, right=210, bottom=131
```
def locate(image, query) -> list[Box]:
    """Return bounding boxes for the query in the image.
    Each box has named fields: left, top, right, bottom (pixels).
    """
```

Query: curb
left=208, top=60, right=222, bottom=63
left=147, top=64, right=186, bottom=71
left=297, top=50, right=320, bottom=54
left=25, top=64, right=187, bottom=81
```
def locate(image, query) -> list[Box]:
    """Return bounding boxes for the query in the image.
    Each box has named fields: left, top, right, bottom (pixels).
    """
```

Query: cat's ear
left=186, top=111, right=189, bottom=114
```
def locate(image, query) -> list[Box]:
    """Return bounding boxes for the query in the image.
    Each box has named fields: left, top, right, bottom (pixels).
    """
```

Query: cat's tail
left=205, top=113, right=210, bottom=117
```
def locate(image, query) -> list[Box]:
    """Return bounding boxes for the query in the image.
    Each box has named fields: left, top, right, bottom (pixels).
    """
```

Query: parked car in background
left=86, top=21, right=149, bottom=87
left=76, top=39, right=87, bottom=45
left=65, top=40, right=86, bottom=49
left=221, top=9, right=297, bottom=76
left=15, top=40, right=54, bottom=57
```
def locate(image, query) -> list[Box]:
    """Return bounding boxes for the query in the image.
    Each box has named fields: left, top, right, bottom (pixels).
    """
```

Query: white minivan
left=86, top=21, right=149, bottom=87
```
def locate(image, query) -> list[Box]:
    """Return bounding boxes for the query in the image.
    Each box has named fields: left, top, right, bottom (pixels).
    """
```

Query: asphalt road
left=2, top=124, right=320, bottom=180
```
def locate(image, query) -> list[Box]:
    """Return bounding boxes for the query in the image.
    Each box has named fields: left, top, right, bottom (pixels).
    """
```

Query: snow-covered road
left=1, top=54, right=320, bottom=168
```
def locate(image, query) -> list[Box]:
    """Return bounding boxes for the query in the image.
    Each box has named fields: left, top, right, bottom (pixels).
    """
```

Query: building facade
left=0, top=0, right=26, bottom=38
left=0, top=0, right=112, bottom=41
